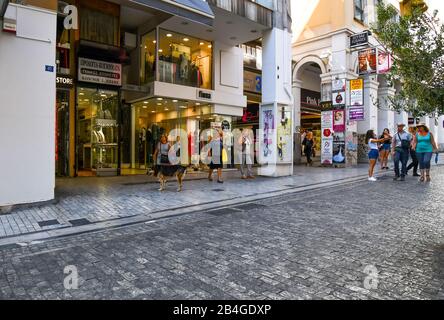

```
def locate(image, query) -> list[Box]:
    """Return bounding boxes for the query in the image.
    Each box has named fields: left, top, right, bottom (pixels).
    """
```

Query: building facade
left=291, top=0, right=443, bottom=165
left=0, top=0, right=293, bottom=206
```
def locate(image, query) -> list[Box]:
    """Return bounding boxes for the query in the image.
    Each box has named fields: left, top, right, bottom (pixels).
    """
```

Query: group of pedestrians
left=152, top=128, right=255, bottom=191
left=366, top=123, right=439, bottom=182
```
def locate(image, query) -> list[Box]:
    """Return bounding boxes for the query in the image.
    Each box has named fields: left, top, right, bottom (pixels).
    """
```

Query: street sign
left=350, top=31, right=369, bottom=48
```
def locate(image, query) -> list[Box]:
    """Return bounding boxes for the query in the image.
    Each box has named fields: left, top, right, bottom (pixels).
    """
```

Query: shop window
left=140, top=30, right=156, bottom=85
left=80, top=7, right=119, bottom=46
left=158, top=29, right=213, bottom=89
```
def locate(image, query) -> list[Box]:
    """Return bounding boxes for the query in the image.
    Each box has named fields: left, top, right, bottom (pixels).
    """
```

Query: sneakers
left=368, top=177, right=377, bottom=182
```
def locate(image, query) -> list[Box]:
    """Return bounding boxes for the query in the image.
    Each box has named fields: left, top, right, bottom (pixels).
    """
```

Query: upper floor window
left=354, top=0, right=367, bottom=24
left=80, top=7, right=119, bottom=46
left=251, top=0, right=275, bottom=10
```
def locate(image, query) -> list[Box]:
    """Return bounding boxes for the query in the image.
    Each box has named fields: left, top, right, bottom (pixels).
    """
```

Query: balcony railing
left=207, top=0, right=273, bottom=28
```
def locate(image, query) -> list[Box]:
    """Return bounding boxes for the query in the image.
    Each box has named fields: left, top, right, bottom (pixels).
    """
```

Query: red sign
left=323, top=129, right=332, bottom=138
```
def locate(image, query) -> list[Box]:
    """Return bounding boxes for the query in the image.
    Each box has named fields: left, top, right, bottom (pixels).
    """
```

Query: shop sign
left=359, top=48, right=377, bottom=75
left=244, top=70, right=262, bottom=93
left=333, top=110, right=346, bottom=133
left=350, top=79, right=364, bottom=106
left=78, top=58, right=121, bottom=86
left=349, top=107, right=365, bottom=121
left=350, top=31, right=369, bottom=48
left=197, top=89, right=212, bottom=101
left=56, top=75, right=74, bottom=87
left=377, top=51, right=392, bottom=74
left=321, top=101, right=333, bottom=111
left=301, top=89, right=321, bottom=111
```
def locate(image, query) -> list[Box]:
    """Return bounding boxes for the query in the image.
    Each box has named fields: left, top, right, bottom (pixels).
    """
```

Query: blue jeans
left=394, top=149, right=409, bottom=177
left=417, top=152, right=433, bottom=170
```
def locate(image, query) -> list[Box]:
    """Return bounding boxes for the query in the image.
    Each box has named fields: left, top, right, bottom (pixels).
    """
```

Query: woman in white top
left=366, top=130, right=389, bottom=182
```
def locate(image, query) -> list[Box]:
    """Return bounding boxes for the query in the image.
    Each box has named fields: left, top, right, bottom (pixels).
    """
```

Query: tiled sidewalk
left=0, top=162, right=440, bottom=240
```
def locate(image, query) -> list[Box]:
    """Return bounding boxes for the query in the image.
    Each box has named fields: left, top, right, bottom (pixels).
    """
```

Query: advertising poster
left=349, top=107, right=365, bottom=121
left=332, top=79, right=346, bottom=109
left=377, top=51, right=391, bottom=74
left=262, top=105, right=275, bottom=162
left=333, top=140, right=346, bottom=164
left=321, top=111, right=334, bottom=165
left=321, top=138, right=334, bottom=165
left=350, top=79, right=364, bottom=106
left=277, top=109, right=292, bottom=163
left=333, top=110, right=346, bottom=133
left=359, top=48, right=377, bottom=75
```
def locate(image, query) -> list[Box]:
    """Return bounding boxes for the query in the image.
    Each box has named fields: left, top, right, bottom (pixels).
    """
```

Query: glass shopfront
left=76, top=87, right=119, bottom=176
left=121, top=97, right=232, bottom=175
left=140, top=29, right=213, bottom=89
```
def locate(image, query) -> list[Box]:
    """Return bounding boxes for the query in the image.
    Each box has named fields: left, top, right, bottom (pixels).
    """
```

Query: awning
left=0, top=0, right=9, bottom=18
left=130, top=0, right=214, bottom=26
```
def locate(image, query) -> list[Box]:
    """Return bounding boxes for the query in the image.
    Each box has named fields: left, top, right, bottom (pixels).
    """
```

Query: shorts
left=381, top=144, right=391, bottom=151
left=368, top=149, right=379, bottom=160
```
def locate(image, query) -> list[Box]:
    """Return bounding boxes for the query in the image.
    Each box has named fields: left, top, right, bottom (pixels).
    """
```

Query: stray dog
left=149, top=166, right=186, bottom=192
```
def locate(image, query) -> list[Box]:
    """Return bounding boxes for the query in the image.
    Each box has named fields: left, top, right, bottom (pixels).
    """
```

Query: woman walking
left=366, top=130, right=388, bottom=182
left=302, top=131, right=315, bottom=166
left=412, top=124, right=438, bottom=182
left=379, top=128, right=392, bottom=170
left=208, top=130, right=225, bottom=183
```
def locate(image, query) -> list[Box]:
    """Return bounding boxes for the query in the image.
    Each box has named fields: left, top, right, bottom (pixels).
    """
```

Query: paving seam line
left=0, top=172, right=381, bottom=248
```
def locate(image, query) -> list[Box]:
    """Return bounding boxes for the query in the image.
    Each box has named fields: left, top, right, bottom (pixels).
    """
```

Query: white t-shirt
left=368, top=139, right=379, bottom=150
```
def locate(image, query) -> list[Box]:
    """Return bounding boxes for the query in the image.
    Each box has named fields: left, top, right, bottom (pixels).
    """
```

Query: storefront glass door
left=56, top=90, right=70, bottom=177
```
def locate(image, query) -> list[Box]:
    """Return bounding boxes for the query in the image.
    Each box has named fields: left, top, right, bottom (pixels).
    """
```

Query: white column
left=377, top=87, right=396, bottom=135
left=394, top=111, right=409, bottom=128
left=358, top=75, right=379, bottom=134
left=259, top=27, right=294, bottom=177
left=293, top=79, right=302, bottom=164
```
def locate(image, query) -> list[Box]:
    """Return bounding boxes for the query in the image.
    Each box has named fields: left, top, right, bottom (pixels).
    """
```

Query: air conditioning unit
left=122, top=32, right=137, bottom=50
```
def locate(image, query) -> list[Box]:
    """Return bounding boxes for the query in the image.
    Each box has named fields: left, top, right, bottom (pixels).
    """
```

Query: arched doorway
left=294, top=60, right=324, bottom=164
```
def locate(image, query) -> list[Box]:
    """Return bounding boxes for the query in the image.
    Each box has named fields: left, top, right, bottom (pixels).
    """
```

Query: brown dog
left=151, top=165, right=186, bottom=192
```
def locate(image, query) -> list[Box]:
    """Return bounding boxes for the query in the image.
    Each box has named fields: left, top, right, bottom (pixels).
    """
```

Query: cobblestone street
left=0, top=165, right=443, bottom=300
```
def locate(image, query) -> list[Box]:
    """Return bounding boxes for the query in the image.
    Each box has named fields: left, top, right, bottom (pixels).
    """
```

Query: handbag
left=160, top=154, right=169, bottom=164
left=397, top=133, right=410, bottom=151
left=222, top=148, right=228, bottom=164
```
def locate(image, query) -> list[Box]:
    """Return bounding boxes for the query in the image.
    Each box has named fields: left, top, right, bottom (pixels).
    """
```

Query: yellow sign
left=350, top=79, right=363, bottom=90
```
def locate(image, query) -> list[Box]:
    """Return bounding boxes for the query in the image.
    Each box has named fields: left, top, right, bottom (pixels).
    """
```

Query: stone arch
left=293, top=55, right=327, bottom=82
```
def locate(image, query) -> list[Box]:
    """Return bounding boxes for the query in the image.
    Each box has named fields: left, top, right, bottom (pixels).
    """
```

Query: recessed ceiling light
left=79, top=93, right=85, bottom=96
left=208, top=45, right=212, bottom=48
left=158, top=49, right=163, bottom=53
left=183, top=38, right=189, bottom=42
left=199, top=42, right=204, bottom=45
left=166, top=33, right=172, bottom=37
left=172, top=100, right=178, bottom=103
left=152, top=40, right=156, bottom=44
left=196, top=116, right=201, bottom=119
left=101, top=94, right=107, bottom=97
left=143, top=106, right=147, bottom=109
left=144, top=46, right=147, bottom=49
left=151, top=111, right=155, bottom=113
left=157, top=103, right=162, bottom=106
left=196, top=103, right=201, bottom=106
left=157, top=98, right=163, bottom=101
left=180, top=106, right=187, bottom=109
left=165, top=108, right=169, bottom=111
left=144, top=101, right=148, bottom=104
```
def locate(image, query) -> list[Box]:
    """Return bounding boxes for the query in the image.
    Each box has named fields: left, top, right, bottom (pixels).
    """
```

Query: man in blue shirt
left=391, top=123, right=412, bottom=181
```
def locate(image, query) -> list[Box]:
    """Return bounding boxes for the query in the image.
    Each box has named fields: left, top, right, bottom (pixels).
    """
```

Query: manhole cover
left=38, top=219, right=60, bottom=228
left=69, top=218, right=92, bottom=227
